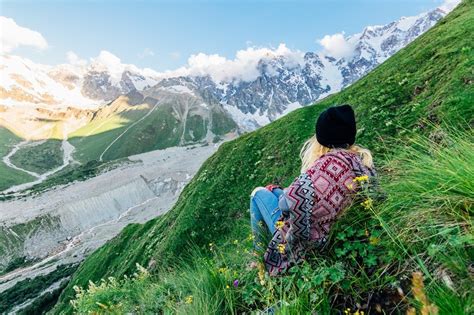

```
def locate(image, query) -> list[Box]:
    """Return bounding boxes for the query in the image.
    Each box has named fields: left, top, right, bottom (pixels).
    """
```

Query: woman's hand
left=265, top=184, right=281, bottom=192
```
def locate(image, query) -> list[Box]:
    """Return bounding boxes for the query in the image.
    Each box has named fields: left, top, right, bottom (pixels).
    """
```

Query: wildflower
left=409, top=272, right=439, bottom=315
left=233, top=239, right=239, bottom=245
left=96, top=302, right=109, bottom=310
left=247, top=233, right=255, bottom=241
left=226, top=284, right=230, bottom=289
left=353, top=175, right=369, bottom=182
left=257, top=263, right=266, bottom=285
left=275, top=220, right=284, bottom=229
left=346, top=183, right=354, bottom=190
left=360, top=198, right=373, bottom=209
left=218, top=267, right=227, bottom=274
left=185, top=295, right=193, bottom=304
left=277, top=244, right=285, bottom=254
left=369, top=236, right=380, bottom=246
left=344, top=308, right=351, bottom=314
left=258, top=221, right=264, bottom=227
left=233, top=279, right=239, bottom=288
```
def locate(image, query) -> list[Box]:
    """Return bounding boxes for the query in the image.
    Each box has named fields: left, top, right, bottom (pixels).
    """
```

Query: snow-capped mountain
left=177, top=7, right=447, bottom=130
left=81, top=51, right=160, bottom=101
left=338, top=8, right=446, bottom=87
left=0, top=51, right=160, bottom=109
left=0, top=6, right=450, bottom=135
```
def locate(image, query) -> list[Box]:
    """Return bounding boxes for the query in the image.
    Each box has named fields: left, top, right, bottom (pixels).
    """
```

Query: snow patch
left=222, top=103, right=270, bottom=131
left=160, top=85, right=195, bottom=95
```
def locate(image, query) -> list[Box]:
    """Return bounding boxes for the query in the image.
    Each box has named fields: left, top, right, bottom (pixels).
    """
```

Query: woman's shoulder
left=308, top=149, right=375, bottom=177
left=306, top=150, right=354, bottom=175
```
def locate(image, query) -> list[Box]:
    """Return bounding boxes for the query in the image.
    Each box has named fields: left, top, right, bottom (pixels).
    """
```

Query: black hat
left=315, top=104, right=356, bottom=148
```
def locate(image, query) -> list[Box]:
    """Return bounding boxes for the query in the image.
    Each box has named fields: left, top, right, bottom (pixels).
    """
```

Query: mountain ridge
left=1, top=6, right=448, bottom=134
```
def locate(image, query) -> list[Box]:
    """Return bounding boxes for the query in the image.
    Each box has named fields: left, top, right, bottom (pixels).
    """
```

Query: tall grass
left=70, top=130, right=473, bottom=314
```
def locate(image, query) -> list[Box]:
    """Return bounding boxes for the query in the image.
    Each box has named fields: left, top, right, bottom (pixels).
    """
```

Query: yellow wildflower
left=361, top=198, right=373, bottom=209
left=185, top=295, right=193, bottom=304
left=275, top=220, right=284, bottom=229
left=369, top=236, right=380, bottom=246
left=96, top=302, right=109, bottom=310
left=247, top=233, right=255, bottom=241
left=410, top=271, right=439, bottom=315
left=353, top=175, right=369, bottom=182
left=226, top=284, right=230, bottom=289
left=277, top=244, right=285, bottom=254
left=218, top=267, right=227, bottom=274
left=233, top=239, right=239, bottom=245
left=346, top=183, right=354, bottom=190
left=257, top=262, right=266, bottom=285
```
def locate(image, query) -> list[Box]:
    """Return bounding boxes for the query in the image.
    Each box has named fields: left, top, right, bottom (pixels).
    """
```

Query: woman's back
left=264, top=149, right=375, bottom=275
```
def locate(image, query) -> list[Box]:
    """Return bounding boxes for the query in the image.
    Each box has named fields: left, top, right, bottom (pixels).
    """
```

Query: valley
left=0, top=141, right=227, bottom=313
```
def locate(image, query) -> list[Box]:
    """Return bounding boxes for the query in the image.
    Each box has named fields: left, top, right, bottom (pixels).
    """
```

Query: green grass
left=53, top=2, right=473, bottom=313
left=65, top=131, right=474, bottom=314
left=9, top=140, right=63, bottom=174
left=0, top=128, right=35, bottom=191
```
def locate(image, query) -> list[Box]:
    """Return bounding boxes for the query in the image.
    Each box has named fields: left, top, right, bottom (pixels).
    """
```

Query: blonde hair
left=300, top=136, right=373, bottom=173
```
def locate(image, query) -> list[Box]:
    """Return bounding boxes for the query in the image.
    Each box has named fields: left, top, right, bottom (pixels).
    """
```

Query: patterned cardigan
left=263, top=150, right=375, bottom=275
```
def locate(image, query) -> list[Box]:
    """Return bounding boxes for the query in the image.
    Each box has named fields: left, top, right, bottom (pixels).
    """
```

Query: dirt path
left=2, top=141, right=42, bottom=178
left=1, top=127, right=77, bottom=194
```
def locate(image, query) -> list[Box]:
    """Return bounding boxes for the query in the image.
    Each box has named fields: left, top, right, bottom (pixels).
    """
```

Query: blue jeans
left=250, top=188, right=283, bottom=249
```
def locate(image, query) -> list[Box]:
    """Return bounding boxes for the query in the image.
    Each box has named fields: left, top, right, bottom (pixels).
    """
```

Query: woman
left=249, top=104, right=376, bottom=275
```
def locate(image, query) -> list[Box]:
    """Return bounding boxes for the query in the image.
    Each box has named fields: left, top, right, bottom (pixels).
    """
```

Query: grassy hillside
left=69, top=95, right=237, bottom=163
left=53, top=2, right=473, bottom=314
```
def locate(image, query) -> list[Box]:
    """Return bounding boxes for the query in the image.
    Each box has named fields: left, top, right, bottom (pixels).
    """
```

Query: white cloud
left=438, top=0, right=461, bottom=12
left=0, top=16, right=48, bottom=53
left=66, top=51, right=87, bottom=66
left=163, top=43, right=304, bottom=82
left=137, top=47, right=155, bottom=59
left=86, top=50, right=160, bottom=84
left=90, top=50, right=126, bottom=81
left=318, top=32, right=355, bottom=59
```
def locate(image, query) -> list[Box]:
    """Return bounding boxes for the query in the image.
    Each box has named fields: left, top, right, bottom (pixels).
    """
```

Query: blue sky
left=1, top=0, right=451, bottom=71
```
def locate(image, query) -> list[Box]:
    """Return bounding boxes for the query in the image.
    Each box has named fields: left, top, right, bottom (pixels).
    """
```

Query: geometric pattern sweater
left=263, top=150, right=375, bottom=275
